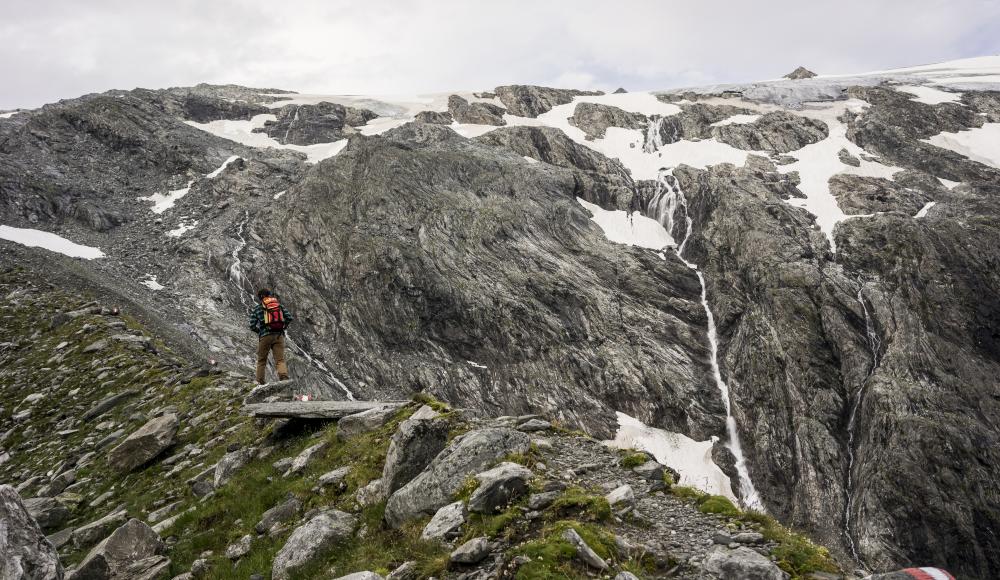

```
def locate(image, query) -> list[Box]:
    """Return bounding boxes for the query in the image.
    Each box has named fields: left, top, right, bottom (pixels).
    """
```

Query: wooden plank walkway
left=244, top=400, right=407, bottom=420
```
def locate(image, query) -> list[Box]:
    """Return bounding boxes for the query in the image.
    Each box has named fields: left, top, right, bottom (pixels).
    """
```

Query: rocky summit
left=2, top=55, right=1000, bottom=579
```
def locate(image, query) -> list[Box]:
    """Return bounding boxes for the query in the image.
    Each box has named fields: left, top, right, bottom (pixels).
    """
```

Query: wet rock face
left=447, top=95, right=506, bottom=126
left=494, top=85, right=603, bottom=118
left=569, top=102, right=647, bottom=140
left=249, top=124, right=723, bottom=438
left=254, top=102, right=378, bottom=145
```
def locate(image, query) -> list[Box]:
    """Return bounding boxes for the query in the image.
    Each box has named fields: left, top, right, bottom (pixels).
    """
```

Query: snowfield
left=0, top=225, right=105, bottom=259
left=185, top=114, right=348, bottom=163
left=924, top=122, right=1000, bottom=169
left=607, top=412, right=738, bottom=501
left=577, top=198, right=673, bottom=249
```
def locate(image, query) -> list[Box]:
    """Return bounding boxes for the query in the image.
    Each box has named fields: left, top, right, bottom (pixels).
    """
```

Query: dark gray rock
left=420, top=501, right=466, bottom=541
left=468, top=462, right=532, bottom=514
left=337, top=405, right=399, bottom=439
left=494, top=85, right=603, bottom=117
left=71, top=510, right=128, bottom=549
left=712, top=111, right=828, bottom=153
left=271, top=510, right=357, bottom=580
left=255, top=497, right=302, bottom=534
left=22, top=497, right=70, bottom=532
left=381, top=405, right=449, bottom=496
left=784, top=66, right=817, bottom=80
left=447, top=95, right=506, bottom=126
left=703, top=546, right=786, bottom=579
left=70, top=519, right=167, bottom=580
left=414, top=111, right=453, bottom=125
left=449, top=537, right=491, bottom=564
left=384, top=428, right=530, bottom=527
left=254, top=102, right=378, bottom=145
left=107, top=414, right=179, bottom=472
left=0, top=485, right=64, bottom=580
left=569, top=102, right=646, bottom=140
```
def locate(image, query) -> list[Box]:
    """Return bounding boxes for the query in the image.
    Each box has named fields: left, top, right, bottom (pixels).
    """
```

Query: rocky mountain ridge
left=2, top=55, right=1000, bottom=578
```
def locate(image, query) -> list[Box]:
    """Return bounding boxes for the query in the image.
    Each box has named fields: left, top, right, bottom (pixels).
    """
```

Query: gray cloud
left=2, top=0, right=999, bottom=109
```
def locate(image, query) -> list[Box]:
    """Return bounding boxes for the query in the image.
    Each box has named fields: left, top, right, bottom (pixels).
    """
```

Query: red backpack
left=262, top=296, right=286, bottom=332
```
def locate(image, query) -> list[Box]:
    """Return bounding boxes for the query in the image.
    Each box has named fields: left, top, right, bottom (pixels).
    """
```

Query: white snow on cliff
left=185, top=114, right=348, bottom=163
left=0, top=226, right=105, bottom=259
left=607, top=412, right=738, bottom=501
left=896, top=85, right=963, bottom=105
left=923, top=123, right=1000, bottom=169
left=577, top=198, right=672, bottom=249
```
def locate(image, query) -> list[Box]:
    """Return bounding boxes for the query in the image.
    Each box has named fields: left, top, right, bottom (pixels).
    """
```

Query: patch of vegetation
left=513, top=520, right=617, bottom=580
left=670, top=487, right=840, bottom=578
left=619, top=452, right=649, bottom=469
left=547, top=487, right=611, bottom=522
left=411, top=391, right=451, bottom=413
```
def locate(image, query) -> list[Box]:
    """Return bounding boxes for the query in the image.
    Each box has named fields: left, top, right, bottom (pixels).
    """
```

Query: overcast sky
left=2, top=0, right=999, bottom=110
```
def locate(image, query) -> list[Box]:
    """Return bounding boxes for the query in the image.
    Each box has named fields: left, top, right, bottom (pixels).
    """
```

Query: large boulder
left=214, top=448, right=255, bottom=488
left=467, top=462, right=532, bottom=514
left=70, top=519, right=167, bottom=580
left=447, top=95, right=506, bottom=126
left=381, top=405, right=449, bottom=496
left=702, top=546, right=787, bottom=580
left=71, top=510, right=128, bottom=549
left=22, top=497, right=70, bottom=532
left=272, top=510, right=357, bottom=580
left=569, top=102, right=647, bottom=140
left=494, top=85, right=603, bottom=118
left=420, top=501, right=466, bottom=541
left=107, top=414, right=179, bottom=472
left=337, top=406, right=399, bottom=439
left=384, top=427, right=530, bottom=527
left=255, top=496, right=302, bottom=534
left=0, top=485, right=64, bottom=580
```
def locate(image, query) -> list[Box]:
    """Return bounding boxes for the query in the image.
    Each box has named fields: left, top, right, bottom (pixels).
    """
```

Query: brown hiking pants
left=256, top=333, right=289, bottom=384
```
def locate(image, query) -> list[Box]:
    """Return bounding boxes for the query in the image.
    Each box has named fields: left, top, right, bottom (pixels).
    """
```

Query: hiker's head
left=257, top=289, right=272, bottom=300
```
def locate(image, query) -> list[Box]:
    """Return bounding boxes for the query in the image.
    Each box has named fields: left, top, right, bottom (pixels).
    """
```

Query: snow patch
left=0, top=111, right=17, bottom=119
left=896, top=85, right=963, bottom=105
left=577, top=198, right=672, bottom=250
left=775, top=99, right=902, bottom=250
left=450, top=122, right=503, bottom=139
left=467, top=361, right=488, bottom=369
left=139, top=182, right=193, bottom=214
left=273, top=190, right=287, bottom=200
left=205, top=155, right=241, bottom=178
left=937, top=177, right=961, bottom=189
left=141, top=275, right=165, bottom=291
left=185, top=114, right=348, bottom=163
left=167, top=220, right=197, bottom=237
left=358, top=117, right=409, bottom=136
left=923, top=122, right=1000, bottom=169
left=915, top=201, right=937, bottom=218
left=0, top=225, right=105, bottom=259
left=523, top=156, right=539, bottom=164
left=607, top=412, right=737, bottom=501
left=710, top=114, right=761, bottom=126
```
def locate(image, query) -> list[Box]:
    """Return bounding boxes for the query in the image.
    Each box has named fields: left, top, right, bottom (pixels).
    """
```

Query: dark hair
left=257, top=288, right=272, bottom=300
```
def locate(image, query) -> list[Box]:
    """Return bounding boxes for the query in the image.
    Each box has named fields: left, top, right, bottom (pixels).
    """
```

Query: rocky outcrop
left=569, top=102, right=647, bottom=139
left=337, top=406, right=399, bottom=439
left=107, top=414, right=178, bottom=472
left=22, top=497, right=70, bottom=532
left=784, top=66, right=817, bottom=80
left=381, top=405, right=449, bottom=495
left=254, top=102, right=378, bottom=145
left=447, top=96, right=506, bottom=126
left=384, top=428, right=530, bottom=527
left=70, top=519, right=168, bottom=580
left=703, top=546, right=786, bottom=579
left=0, top=485, right=64, bottom=580
left=828, top=173, right=934, bottom=215
left=645, top=103, right=757, bottom=145
left=494, top=85, right=603, bottom=117
left=272, top=510, right=357, bottom=580
left=414, top=110, right=453, bottom=124
left=711, top=111, right=829, bottom=153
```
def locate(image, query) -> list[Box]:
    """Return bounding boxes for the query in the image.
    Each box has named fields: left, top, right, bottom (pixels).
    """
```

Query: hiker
left=250, top=288, right=294, bottom=384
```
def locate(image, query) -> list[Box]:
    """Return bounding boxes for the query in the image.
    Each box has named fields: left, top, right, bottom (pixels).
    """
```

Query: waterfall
left=650, top=171, right=765, bottom=510
left=228, top=210, right=356, bottom=400
left=843, top=279, right=881, bottom=562
left=643, top=116, right=666, bottom=153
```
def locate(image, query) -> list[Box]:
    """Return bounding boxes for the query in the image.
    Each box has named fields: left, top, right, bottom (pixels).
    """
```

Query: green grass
left=670, top=487, right=840, bottom=578
left=547, top=487, right=611, bottom=522
left=513, top=520, right=617, bottom=580
left=619, top=452, right=649, bottom=469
